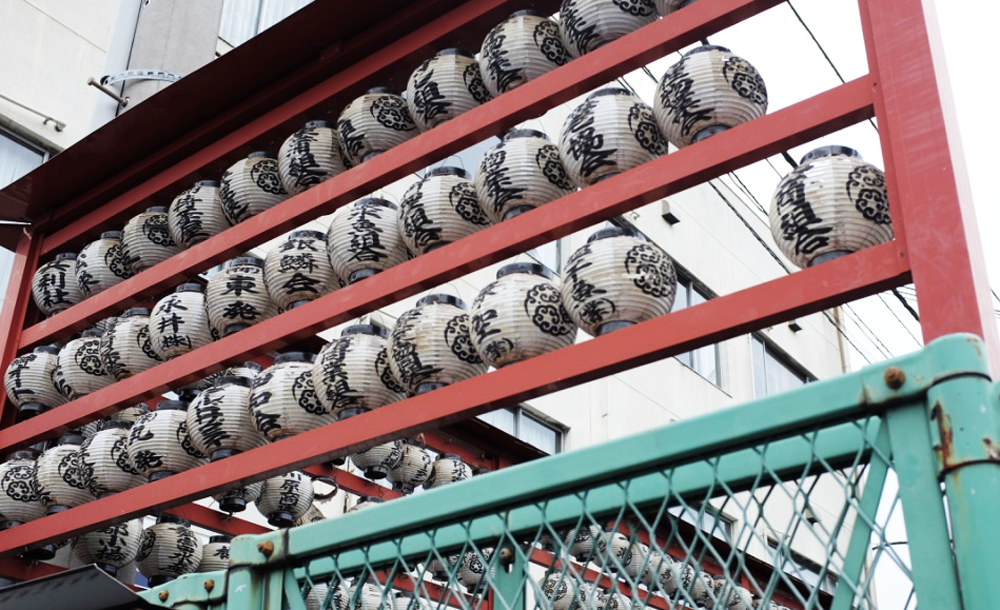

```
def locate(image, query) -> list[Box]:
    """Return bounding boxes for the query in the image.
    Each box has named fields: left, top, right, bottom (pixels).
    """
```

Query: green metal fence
left=140, top=334, right=1000, bottom=610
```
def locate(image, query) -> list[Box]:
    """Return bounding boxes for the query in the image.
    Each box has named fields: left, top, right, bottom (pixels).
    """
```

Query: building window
left=219, top=0, right=312, bottom=47
left=477, top=406, right=564, bottom=454
left=751, top=336, right=809, bottom=398
left=528, top=239, right=561, bottom=275
left=768, top=539, right=838, bottom=594
left=1, top=128, right=47, bottom=190
left=671, top=277, right=721, bottom=386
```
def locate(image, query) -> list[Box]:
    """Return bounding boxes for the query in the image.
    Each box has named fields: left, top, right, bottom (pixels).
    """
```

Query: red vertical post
left=858, top=0, right=1000, bottom=375
left=0, top=229, right=42, bottom=428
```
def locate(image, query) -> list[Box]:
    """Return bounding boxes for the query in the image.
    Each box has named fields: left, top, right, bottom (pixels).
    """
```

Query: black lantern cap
left=511, top=9, right=547, bottom=18
left=367, top=86, right=401, bottom=96
left=226, top=256, right=264, bottom=268
left=685, top=44, right=732, bottom=56
left=248, top=151, right=276, bottom=159
left=99, top=231, right=123, bottom=239
left=588, top=88, right=633, bottom=100
left=145, top=206, right=168, bottom=214
left=156, top=513, right=191, bottom=526
left=216, top=375, right=253, bottom=388
left=33, top=345, right=59, bottom=355
left=229, top=361, right=263, bottom=373
left=437, top=47, right=475, bottom=58
left=275, top=351, right=317, bottom=365
left=497, top=262, right=553, bottom=280
left=359, top=496, right=385, bottom=504
left=417, top=294, right=467, bottom=309
left=81, top=328, right=104, bottom=338
left=56, top=432, right=83, bottom=446
left=426, top=166, right=471, bottom=180
left=175, top=282, right=205, bottom=293
left=100, top=420, right=132, bottom=431
left=156, top=399, right=188, bottom=411
left=800, top=145, right=862, bottom=164
left=9, top=450, right=37, bottom=461
left=358, top=197, right=398, bottom=210
left=122, top=307, right=151, bottom=317
left=438, top=453, right=464, bottom=461
left=404, top=437, right=427, bottom=449
left=195, top=179, right=220, bottom=188
left=342, top=323, right=389, bottom=338
left=54, top=252, right=78, bottom=262
left=503, top=128, right=548, bottom=141
left=303, top=120, right=333, bottom=130
left=209, top=535, right=233, bottom=544
left=588, top=226, right=640, bottom=242
left=289, top=230, right=327, bottom=241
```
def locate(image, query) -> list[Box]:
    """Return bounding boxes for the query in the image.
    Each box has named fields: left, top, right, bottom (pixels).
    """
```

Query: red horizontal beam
left=304, top=463, right=401, bottom=500
left=0, top=556, right=65, bottom=583
left=0, top=76, right=876, bottom=452
left=0, top=238, right=909, bottom=556
left=165, top=503, right=270, bottom=536
left=23, top=0, right=785, bottom=350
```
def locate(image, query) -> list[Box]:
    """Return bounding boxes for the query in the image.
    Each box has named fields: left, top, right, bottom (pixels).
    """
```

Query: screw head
left=258, top=540, right=275, bottom=557
left=884, top=366, right=905, bottom=390
left=158, top=590, right=169, bottom=602
left=204, top=579, right=215, bottom=592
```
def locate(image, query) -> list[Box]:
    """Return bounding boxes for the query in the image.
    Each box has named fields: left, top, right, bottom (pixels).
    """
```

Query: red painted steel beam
left=858, top=0, right=1000, bottom=374
left=165, top=503, right=270, bottom=536
left=0, top=239, right=909, bottom=556
left=304, top=464, right=401, bottom=500
left=0, top=77, right=878, bottom=452
left=0, top=557, right=64, bottom=582
left=0, top=231, right=42, bottom=427
left=22, top=0, right=786, bottom=350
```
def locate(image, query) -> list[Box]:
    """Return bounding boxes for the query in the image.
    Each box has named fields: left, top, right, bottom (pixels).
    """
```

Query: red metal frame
left=0, top=0, right=993, bottom=588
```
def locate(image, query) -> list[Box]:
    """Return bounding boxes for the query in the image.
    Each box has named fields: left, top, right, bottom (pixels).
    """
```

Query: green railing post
left=925, top=369, right=1000, bottom=610
left=491, top=539, right=527, bottom=610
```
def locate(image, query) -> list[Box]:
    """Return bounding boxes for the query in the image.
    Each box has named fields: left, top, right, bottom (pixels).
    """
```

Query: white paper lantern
left=470, top=263, right=575, bottom=368
left=769, top=146, right=892, bottom=269
left=121, top=206, right=182, bottom=275
left=213, top=480, right=263, bottom=513
left=220, top=151, right=289, bottom=224
left=423, top=453, right=472, bottom=489
left=75, top=231, right=133, bottom=297
left=206, top=257, right=271, bottom=336
left=398, top=167, right=490, bottom=255
left=564, top=524, right=606, bottom=561
left=326, top=198, right=409, bottom=284
left=73, top=518, right=143, bottom=577
left=561, top=227, right=677, bottom=336
left=707, top=577, right=752, bottom=610
left=83, top=402, right=150, bottom=438
left=653, top=45, right=768, bottom=148
left=78, top=421, right=145, bottom=497
left=338, top=87, right=418, bottom=166
left=559, top=88, right=666, bottom=188
left=256, top=470, right=315, bottom=527
left=407, top=49, right=492, bottom=132
left=388, top=295, right=488, bottom=395
left=559, top=0, right=657, bottom=58
left=53, top=329, right=113, bottom=400
left=34, top=432, right=91, bottom=514
left=539, top=573, right=592, bottom=610
left=655, top=0, right=694, bottom=15
left=265, top=230, right=336, bottom=309
left=4, top=345, right=66, bottom=420
left=100, top=307, right=162, bottom=381
left=457, top=547, right=494, bottom=593
left=187, top=375, right=265, bottom=461
left=137, top=515, right=204, bottom=586
left=386, top=438, right=432, bottom=494
left=312, top=324, right=406, bottom=420
left=351, top=439, right=403, bottom=480
left=596, top=590, right=631, bottom=610
left=148, top=283, right=214, bottom=359
left=249, top=352, right=329, bottom=441
left=32, top=253, right=83, bottom=316
left=347, top=495, right=385, bottom=513
left=278, top=120, right=348, bottom=195
left=199, top=535, right=233, bottom=572
left=127, top=400, right=207, bottom=481
left=0, top=450, right=47, bottom=530
left=475, top=129, right=575, bottom=223
left=479, top=11, right=570, bottom=96
left=168, top=180, right=232, bottom=248
left=294, top=502, right=326, bottom=526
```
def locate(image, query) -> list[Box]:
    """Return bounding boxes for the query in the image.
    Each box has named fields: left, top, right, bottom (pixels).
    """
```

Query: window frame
left=750, top=334, right=813, bottom=398
left=476, top=405, right=565, bottom=454
left=1, top=125, right=51, bottom=190
left=767, top=537, right=839, bottom=594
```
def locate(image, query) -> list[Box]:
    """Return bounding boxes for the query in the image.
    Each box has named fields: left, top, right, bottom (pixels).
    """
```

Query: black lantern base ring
left=692, top=123, right=730, bottom=143
left=20, top=544, right=57, bottom=561
left=17, top=402, right=46, bottom=421
left=0, top=520, right=23, bottom=531
left=362, top=151, right=383, bottom=162
left=416, top=381, right=448, bottom=394
left=392, top=481, right=416, bottom=495
left=223, top=323, right=250, bottom=336
left=326, top=457, right=346, bottom=467
left=288, top=298, right=313, bottom=309
left=98, top=491, right=117, bottom=499
left=45, top=504, right=70, bottom=516
left=432, top=571, right=449, bottom=582
left=808, top=250, right=853, bottom=266
left=95, top=562, right=120, bottom=577
left=596, top=320, right=635, bottom=335
left=149, top=470, right=176, bottom=482
left=267, top=511, right=295, bottom=528
left=211, top=448, right=242, bottom=461
left=219, top=496, right=248, bottom=513
left=338, top=407, right=369, bottom=420
left=148, top=575, right=177, bottom=587
left=348, top=269, right=379, bottom=284
left=503, top=205, right=536, bottom=220
left=363, top=466, right=390, bottom=480
left=592, top=171, right=621, bottom=184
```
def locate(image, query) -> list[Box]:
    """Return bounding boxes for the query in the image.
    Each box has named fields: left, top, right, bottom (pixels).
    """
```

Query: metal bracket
left=100, top=69, right=183, bottom=87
